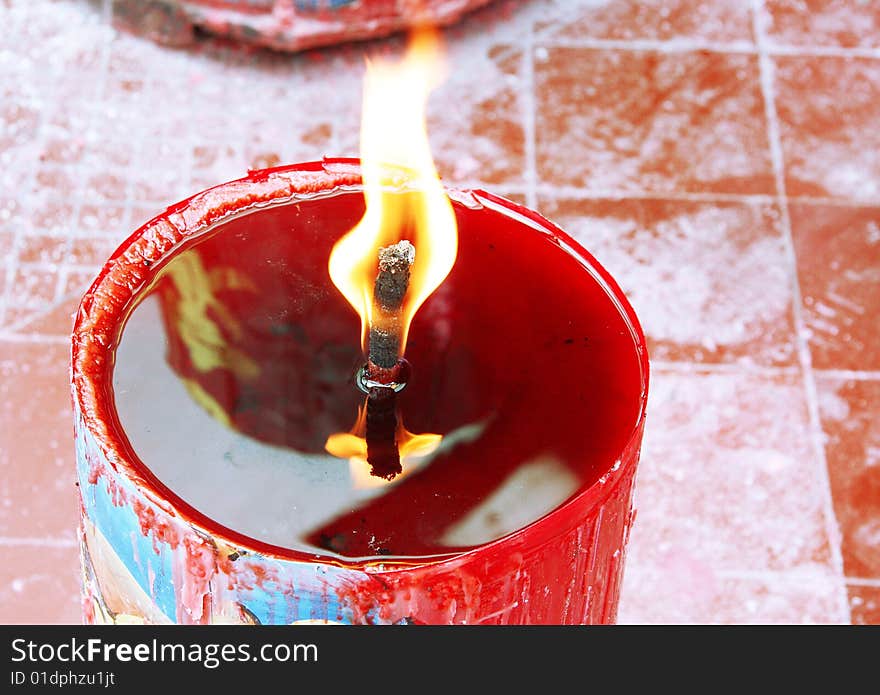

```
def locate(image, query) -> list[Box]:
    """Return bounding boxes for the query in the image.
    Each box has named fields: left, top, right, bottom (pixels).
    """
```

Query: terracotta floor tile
left=128, top=165, right=192, bottom=206
left=0, top=341, right=78, bottom=540
left=0, top=197, right=27, bottom=237
left=539, top=197, right=797, bottom=366
left=0, top=99, right=41, bottom=170
left=128, top=205, right=167, bottom=232
left=790, top=203, right=880, bottom=371
left=32, top=167, right=80, bottom=200
left=83, top=171, right=128, bottom=203
left=29, top=198, right=76, bottom=236
left=63, top=270, right=98, bottom=297
left=496, top=190, right=528, bottom=206
left=0, top=544, right=81, bottom=624
left=534, top=48, right=774, bottom=195
left=775, top=57, right=880, bottom=201
left=816, top=378, right=880, bottom=580
left=190, top=143, right=249, bottom=193
left=39, top=137, right=86, bottom=167
left=538, top=0, right=754, bottom=43
left=10, top=297, right=81, bottom=339
left=77, top=204, right=129, bottom=238
left=66, top=237, right=119, bottom=268
left=619, top=565, right=845, bottom=624
left=17, top=235, right=68, bottom=266
left=628, top=370, right=834, bottom=574
left=81, top=138, right=135, bottom=171
left=848, top=584, right=880, bottom=625
left=0, top=229, right=13, bottom=256
left=8, top=267, right=59, bottom=308
left=762, top=0, right=880, bottom=49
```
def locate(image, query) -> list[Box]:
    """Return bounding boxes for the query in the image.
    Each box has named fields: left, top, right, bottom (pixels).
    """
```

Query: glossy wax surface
left=111, top=189, right=644, bottom=559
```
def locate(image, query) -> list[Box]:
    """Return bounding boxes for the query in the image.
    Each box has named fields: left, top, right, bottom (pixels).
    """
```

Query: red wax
left=76, top=160, right=649, bottom=624
left=115, top=185, right=644, bottom=560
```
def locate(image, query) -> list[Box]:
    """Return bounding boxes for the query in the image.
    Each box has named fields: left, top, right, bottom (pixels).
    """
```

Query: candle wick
left=361, top=240, right=415, bottom=481
left=364, top=387, right=402, bottom=481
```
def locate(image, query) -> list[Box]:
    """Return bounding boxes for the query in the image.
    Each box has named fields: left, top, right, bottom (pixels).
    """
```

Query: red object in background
left=72, top=160, right=650, bottom=623
left=111, top=0, right=495, bottom=51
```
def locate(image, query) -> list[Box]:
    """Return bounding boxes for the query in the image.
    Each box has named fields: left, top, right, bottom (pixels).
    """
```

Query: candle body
left=72, top=160, right=648, bottom=624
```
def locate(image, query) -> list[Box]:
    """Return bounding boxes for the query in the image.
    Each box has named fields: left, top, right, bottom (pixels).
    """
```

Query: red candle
left=73, top=159, right=649, bottom=624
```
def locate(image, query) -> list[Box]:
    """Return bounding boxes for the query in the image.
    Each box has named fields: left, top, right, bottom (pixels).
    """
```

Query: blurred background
left=1, top=0, right=878, bottom=623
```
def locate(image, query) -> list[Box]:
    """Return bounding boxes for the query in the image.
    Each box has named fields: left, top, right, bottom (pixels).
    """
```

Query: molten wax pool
left=111, top=189, right=644, bottom=560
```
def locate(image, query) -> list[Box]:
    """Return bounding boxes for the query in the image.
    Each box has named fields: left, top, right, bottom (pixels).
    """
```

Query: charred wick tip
left=375, top=240, right=415, bottom=309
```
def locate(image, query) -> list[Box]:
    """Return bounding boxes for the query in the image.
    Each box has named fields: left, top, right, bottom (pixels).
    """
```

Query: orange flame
left=327, top=27, right=457, bottom=353
left=324, top=27, right=453, bottom=487
left=325, top=404, right=442, bottom=489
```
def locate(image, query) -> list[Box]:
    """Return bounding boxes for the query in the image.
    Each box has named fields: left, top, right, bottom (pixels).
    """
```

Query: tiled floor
left=1, top=0, right=878, bottom=624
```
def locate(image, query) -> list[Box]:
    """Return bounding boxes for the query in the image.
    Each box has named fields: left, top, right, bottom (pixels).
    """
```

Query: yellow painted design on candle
left=180, top=378, right=233, bottom=429
left=162, top=249, right=260, bottom=380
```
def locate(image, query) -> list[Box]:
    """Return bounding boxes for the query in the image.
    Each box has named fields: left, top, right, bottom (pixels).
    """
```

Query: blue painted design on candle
left=75, top=428, right=178, bottom=623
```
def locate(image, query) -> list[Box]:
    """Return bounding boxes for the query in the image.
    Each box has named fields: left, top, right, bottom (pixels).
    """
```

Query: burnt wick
left=368, top=240, right=414, bottom=374
left=362, top=240, right=415, bottom=479
left=365, top=387, right=402, bottom=480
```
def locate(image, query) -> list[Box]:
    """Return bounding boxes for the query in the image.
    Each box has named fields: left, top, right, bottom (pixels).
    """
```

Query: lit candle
left=71, top=30, right=648, bottom=625
left=74, top=158, right=647, bottom=624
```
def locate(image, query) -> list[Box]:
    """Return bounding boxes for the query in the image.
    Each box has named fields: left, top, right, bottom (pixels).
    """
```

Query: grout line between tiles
left=535, top=37, right=756, bottom=54
left=635, top=564, right=866, bottom=592
left=14, top=262, right=102, bottom=274
left=752, top=0, right=851, bottom=624
left=534, top=37, right=880, bottom=60
left=782, top=196, right=880, bottom=208
left=532, top=186, right=787, bottom=205
left=814, top=369, right=880, bottom=382
left=649, top=360, right=800, bottom=377
left=0, top=333, right=71, bottom=345
left=714, top=568, right=848, bottom=584
left=755, top=43, right=880, bottom=59
left=0, top=537, right=78, bottom=548
left=844, top=577, right=880, bottom=588
left=522, top=28, right=538, bottom=210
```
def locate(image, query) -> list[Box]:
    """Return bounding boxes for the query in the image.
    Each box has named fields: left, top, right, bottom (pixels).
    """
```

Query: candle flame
left=325, top=403, right=442, bottom=489
left=325, top=28, right=452, bottom=486
left=327, top=26, right=457, bottom=353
